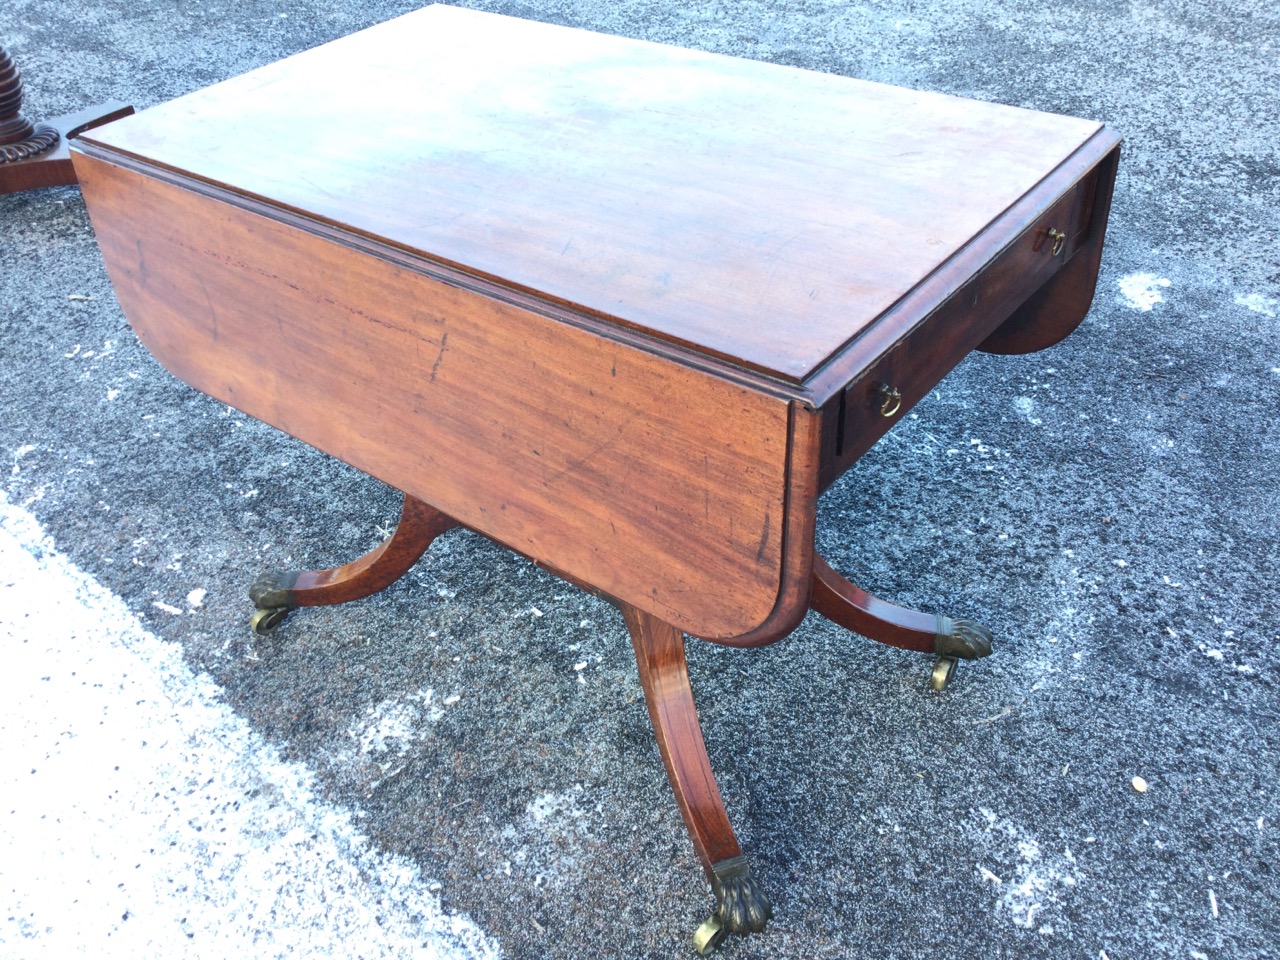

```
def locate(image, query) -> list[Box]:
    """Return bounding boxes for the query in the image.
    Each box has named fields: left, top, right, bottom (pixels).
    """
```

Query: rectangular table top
left=79, top=4, right=1104, bottom=384
left=72, top=7, right=1119, bottom=642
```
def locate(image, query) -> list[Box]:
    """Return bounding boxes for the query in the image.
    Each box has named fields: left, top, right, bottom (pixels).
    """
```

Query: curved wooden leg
left=247, top=493, right=458, bottom=633
left=621, top=604, right=771, bottom=947
left=811, top=554, right=991, bottom=689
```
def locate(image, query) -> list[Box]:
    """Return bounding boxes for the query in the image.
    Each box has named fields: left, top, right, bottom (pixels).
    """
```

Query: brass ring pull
left=1046, top=227, right=1066, bottom=256
left=878, top=384, right=902, bottom=418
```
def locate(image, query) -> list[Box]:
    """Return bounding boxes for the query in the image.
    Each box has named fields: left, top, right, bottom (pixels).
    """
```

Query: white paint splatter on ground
left=1117, top=273, right=1171, bottom=311
left=495, top=787, right=593, bottom=889
left=0, top=493, right=499, bottom=959
left=1233, top=292, right=1278, bottom=317
left=525, top=789, right=588, bottom=829
left=974, top=808, right=1079, bottom=934
left=345, top=688, right=460, bottom=793
left=354, top=689, right=446, bottom=757
left=10, top=444, right=37, bottom=476
left=1008, top=399, right=1039, bottom=427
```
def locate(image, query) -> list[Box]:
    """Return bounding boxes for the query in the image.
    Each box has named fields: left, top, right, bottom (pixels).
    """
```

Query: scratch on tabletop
left=430, top=332, right=449, bottom=382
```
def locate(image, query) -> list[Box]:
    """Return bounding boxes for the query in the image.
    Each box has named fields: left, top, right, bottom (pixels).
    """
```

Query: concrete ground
left=3, top=1, right=1277, bottom=958
left=0, top=495, right=498, bottom=959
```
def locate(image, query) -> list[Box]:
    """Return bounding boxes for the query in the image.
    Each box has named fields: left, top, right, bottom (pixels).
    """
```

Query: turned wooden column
left=0, top=45, right=60, bottom=161
left=0, top=43, right=134, bottom=195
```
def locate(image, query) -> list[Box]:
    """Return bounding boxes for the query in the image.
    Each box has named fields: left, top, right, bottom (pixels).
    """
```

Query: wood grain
left=979, top=146, right=1121, bottom=354
left=814, top=135, right=1121, bottom=488
left=717, top=402, right=821, bottom=647
left=810, top=554, right=937, bottom=653
left=74, top=150, right=804, bottom=642
left=70, top=6, right=1121, bottom=644
left=286, top=494, right=458, bottom=607
left=66, top=9, right=1128, bottom=941
left=622, top=603, right=742, bottom=879
left=76, top=4, right=1102, bottom=382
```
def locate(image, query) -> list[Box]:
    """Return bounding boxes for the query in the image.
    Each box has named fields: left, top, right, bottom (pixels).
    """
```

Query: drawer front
left=826, top=162, right=1102, bottom=478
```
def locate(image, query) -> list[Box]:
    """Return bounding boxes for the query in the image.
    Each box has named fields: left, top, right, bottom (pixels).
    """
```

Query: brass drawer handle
left=878, top=384, right=902, bottom=417
left=1046, top=227, right=1066, bottom=256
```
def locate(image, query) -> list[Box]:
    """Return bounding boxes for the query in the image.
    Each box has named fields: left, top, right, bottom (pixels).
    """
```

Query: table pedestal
left=247, top=490, right=993, bottom=950
left=0, top=44, right=132, bottom=195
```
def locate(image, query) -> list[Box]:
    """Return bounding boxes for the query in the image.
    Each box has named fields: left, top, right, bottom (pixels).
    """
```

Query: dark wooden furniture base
left=0, top=44, right=133, bottom=195
left=811, top=554, right=993, bottom=690
left=244, top=490, right=994, bottom=939
left=247, top=494, right=458, bottom=632
left=72, top=6, right=1121, bottom=950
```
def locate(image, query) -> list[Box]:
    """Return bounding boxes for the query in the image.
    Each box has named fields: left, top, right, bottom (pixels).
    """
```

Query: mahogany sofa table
left=72, top=6, right=1120, bottom=951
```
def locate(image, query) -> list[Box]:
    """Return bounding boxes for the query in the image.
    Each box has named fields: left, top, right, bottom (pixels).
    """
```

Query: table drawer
left=826, top=162, right=1103, bottom=475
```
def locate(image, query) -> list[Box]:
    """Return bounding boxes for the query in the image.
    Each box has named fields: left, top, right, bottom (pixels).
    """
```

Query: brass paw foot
left=935, top=616, right=992, bottom=660
left=930, top=618, right=992, bottom=690
left=248, top=571, right=298, bottom=634
left=692, top=856, right=771, bottom=954
left=249, top=571, right=299, bottom=609
left=713, top=855, right=771, bottom=934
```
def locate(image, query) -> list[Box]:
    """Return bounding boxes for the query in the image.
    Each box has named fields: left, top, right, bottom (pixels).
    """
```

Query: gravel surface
left=3, top=1, right=1277, bottom=958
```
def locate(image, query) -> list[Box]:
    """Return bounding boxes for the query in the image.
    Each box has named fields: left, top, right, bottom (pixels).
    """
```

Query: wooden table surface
left=77, top=3, right=1102, bottom=383
left=70, top=6, right=1121, bottom=943
left=71, top=3, right=1120, bottom=645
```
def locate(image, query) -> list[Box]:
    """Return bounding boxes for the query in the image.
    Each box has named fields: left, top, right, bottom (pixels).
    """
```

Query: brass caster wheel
left=250, top=606, right=288, bottom=635
left=930, top=655, right=957, bottom=691
left=693, top=915, right=727, bottom=955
